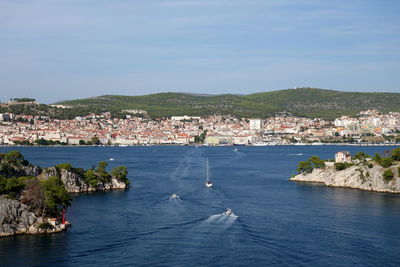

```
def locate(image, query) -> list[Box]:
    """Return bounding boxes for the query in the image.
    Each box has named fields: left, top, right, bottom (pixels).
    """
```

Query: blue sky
left=1, top=0, right=399, bottom=103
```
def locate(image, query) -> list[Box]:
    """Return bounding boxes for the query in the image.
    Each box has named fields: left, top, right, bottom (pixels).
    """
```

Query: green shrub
left=368, top=163, right=374, bottom=168
left=335, top=162, right=353, bottom=171
left=89, top=179, right=98, bottom=188
left=297, top=161, right=312, bottom=174
left=84, top=169, right=96, bottom=183
left=40, top=177, right=71, bottom=217
left=111, top=166, right=130, bottom=185
left=38, top=222, right=54, bottom=230
left=379, top=158, right=393, bottom=168
left=55, top=163, right=72, bottom=171
left=297, top=156, right=325, bottom=174
left=4, top=151, right=24, bottom=164
left=398, top=166, right=400, bottom=177
left=373, top=153, right=382, bottom=163
left=354, top=152, right=370, bottom=160
left=383, top=169, right=394, bottom=183
left=391, top=147, right=400, bottom=161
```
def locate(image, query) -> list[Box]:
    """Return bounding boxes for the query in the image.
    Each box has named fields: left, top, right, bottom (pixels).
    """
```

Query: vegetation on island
left=0, top=151, right=70, bottom=217
left=334, top=162, right=354, bottom=171
left=296, top=148, right=400, bottom=185
left=297, top=156, right=326, bottom=174
left=2, top=88, right=400, bottom=120
left=0, top=150, right=130, bottom=220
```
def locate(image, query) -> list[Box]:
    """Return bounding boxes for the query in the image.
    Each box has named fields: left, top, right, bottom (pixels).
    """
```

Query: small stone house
left=335, top=151, right=352, bottom=163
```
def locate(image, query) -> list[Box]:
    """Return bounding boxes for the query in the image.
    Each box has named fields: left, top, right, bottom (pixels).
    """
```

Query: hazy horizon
left=1, top=0, right=399, bottom=103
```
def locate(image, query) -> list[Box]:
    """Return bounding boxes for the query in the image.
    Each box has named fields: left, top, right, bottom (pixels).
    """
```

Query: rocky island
left=0, top=151, right=130, bottom=237
left=290, top=148, right=400, bottom=193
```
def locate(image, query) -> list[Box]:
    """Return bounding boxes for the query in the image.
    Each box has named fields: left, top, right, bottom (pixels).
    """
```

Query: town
left=0, top=109, right=399, bottom=146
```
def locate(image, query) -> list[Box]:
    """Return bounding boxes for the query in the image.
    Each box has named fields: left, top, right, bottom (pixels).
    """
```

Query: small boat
left=224, top=208, right=233, bottom=216
left=109, top=158, right=115, bottom=161
left=170, top=193, right=179, bottom=199
left=252, top=142, right=268, bottom=146
left=205, top=158, right=213, bottom=188
left=233, top=148, right=238, bottom=152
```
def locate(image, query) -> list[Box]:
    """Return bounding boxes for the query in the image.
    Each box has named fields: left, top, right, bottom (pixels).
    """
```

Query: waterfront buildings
left=0, top=110, right=399, bottom=146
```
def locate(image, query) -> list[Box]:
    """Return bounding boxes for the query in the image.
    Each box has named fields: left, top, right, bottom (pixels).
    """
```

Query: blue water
left=1, top=146, right=400, bottom=266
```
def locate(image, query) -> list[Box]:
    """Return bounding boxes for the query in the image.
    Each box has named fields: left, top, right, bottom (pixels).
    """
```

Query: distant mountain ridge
left=56, top=88, right=400, bottom=120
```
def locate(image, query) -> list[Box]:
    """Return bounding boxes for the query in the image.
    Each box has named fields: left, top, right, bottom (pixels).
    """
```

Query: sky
left=0, top=0, right=399, bottom=103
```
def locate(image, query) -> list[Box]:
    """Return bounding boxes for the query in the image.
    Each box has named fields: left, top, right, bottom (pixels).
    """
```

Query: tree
left=354, top=152, right=370, bottom=160
left=335, top=162, right=350, bottom=171
left=96, top=161, right=111, bottom=182
left=20, top=179, right=44, bottom=215
left=96, top=161, right=108, bottom=173
left=383, top=169, right=394, bottom=183
left=91, top=136, right=100, bottom=145
left=391, top=148, right=400, bottom=161
left=4, top=150, right=24, bottom=164
left=41, top=177, right=71, bottom=217
left=297, top=161, right=312, bottom=174
left=111, top=166, right=130, bottom=185
left=379, top=158, right=393, bottom=168
left=35, top=138, right=50, bottom=146
left=84, top=169, right=98, bottom=187
left=79, top=140, right=86, bottom=145
left=0, top=176, right=25, bottom=196
left=194, top=130, right=208, bottom=144
left=309, top=156, right=325, bottom=169
left=373, top=153, right=382, bottom=163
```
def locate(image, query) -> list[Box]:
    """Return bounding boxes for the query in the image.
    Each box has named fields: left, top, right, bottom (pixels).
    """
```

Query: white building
left=335, top=151, right=352, bottom=163
left=249, top=119, right=263, bottom=131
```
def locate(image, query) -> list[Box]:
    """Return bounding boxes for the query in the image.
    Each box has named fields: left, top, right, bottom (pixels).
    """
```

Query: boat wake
left=204, top=211, right=238, bottom=227
left=289, top=153, right=303, bottom=156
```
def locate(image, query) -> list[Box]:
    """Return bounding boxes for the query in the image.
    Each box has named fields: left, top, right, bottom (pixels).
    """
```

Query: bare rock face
left=40, top=167, right=127, bottom=193
left=21, top=165, right=41, bottom=177
left=290, top=164, right=400, bottom=193
left=59, top=169, right=90, bottom=193
left=0, top=197, right=37, bottom=236
left=0, top=197, right=70, bottom=237
left=111, top=177, right=127, bottom=189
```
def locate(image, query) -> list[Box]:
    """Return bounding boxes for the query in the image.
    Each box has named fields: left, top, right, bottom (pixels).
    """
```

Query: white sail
left=205, top=158, right=213, bottom=187
left=206, top=158, right=209, bottom=182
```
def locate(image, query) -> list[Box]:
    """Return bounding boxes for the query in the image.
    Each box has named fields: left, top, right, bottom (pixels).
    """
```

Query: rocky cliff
left=39, top=167, right=127, bottom=193
left=290, top=164, right=400, bottom=193
left=1, top=151, right=130, bottom=237
left=0, top=197, right=69, bottom=237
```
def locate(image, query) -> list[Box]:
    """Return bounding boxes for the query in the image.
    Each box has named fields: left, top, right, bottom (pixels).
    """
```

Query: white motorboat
left=252, top=142, right=268, bottom=146
left=224, top=208, right=233, bottom=216
left=170, top=193, right=179, bottom=199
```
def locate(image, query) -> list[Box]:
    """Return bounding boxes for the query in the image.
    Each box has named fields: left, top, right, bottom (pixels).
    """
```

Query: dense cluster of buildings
left=0, top=110, right=399, bottom=146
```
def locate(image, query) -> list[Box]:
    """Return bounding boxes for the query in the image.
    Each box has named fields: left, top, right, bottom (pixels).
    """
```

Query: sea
left=0, top=145, right=400, bottom=266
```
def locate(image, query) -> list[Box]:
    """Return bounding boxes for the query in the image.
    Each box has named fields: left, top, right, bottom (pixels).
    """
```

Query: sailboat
left=205, top=158, right=213, bottom=188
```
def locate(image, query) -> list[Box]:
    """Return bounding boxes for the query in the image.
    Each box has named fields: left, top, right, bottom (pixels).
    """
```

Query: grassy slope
left=57, top=88, right=400, bottom=120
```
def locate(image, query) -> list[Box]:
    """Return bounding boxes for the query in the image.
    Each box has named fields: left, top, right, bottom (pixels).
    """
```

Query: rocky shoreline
left=290, top=164, right=400, bottom=193
left=0, top=197, right=70, bottom=237
left=39, top=167, right=128, bottom=193
left=0, top=151, right=130, bottom=237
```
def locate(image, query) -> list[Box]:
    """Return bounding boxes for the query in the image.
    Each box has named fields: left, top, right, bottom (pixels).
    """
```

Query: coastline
left=290, top=164, right=400, bottom=194
left=1, top=143, right=399, bottom=148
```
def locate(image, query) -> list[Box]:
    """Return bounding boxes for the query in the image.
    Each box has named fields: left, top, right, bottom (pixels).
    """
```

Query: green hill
left=2, top=88, right=399, bottom=120
left=56, top=88, right=400, bottom=120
